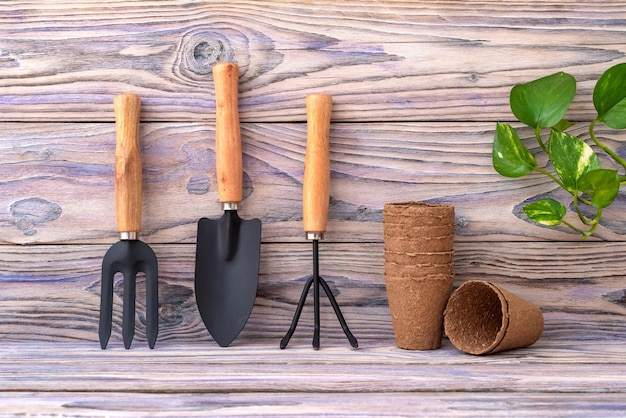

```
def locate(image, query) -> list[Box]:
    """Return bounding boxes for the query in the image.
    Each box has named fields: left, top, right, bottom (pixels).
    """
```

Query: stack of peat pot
left=383, top=201, right=455, bottom=350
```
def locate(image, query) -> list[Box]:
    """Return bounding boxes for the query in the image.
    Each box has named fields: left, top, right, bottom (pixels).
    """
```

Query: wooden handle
left=114, top=94, right=142, bottom=233
left=213, top=62, right=242, bottom=204
left=303, top=94, right=332, bottom=235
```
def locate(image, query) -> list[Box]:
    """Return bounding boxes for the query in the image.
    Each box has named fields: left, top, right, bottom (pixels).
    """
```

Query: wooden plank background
left=1, top=0, right=625, bottom=415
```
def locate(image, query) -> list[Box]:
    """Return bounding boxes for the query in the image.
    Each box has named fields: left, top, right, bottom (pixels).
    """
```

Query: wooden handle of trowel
left=213, top=62, right=243, bottom=204
left=303, top=94, right=332, bottom=235
left=114, top=93, right=142, bottom=234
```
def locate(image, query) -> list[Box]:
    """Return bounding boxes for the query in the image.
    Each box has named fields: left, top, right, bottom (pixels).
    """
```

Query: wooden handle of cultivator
left=303, top=94, right=332, bottom=238
left=114, top=93, right=143, bottom=234
left=213, top=62, right=243, bottom=205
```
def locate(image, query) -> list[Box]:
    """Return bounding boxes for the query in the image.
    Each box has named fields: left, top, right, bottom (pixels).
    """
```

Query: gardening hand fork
left=99, top=94, right=159, bottom=350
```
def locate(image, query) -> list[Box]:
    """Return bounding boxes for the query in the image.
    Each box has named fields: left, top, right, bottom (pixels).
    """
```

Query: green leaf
left=493, top=122, right=537, bottom=177
left=549, top=130, right=600, bottom=193
left=553, top=119, right=575, bottom=132
left=523, top=198, right=566, bottom=226
left=593, top=62, right=626, bottom=129
left=510, top=72, right=576, bottom=129
left=578, top=169, right=620, bottom=209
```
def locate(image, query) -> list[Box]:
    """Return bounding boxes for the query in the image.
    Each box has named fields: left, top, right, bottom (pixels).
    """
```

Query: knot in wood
left=193, top=41, right=223, bottom=66
left=179, top=31, right=234, bottom=76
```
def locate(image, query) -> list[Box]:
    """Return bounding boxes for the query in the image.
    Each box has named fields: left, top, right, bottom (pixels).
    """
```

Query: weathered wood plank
left=4, top=392, right=626, bottom=418
left=2, top=391, right=626, bottom=418
left=1, top=0, right=625, bottom=415
left=0, top=1, right=624, bottom=122
left=1, top=341, right=625, bottom=394
left=0, top=242, right=624, bottom=344
left=2, top=122, right=625, bottom=245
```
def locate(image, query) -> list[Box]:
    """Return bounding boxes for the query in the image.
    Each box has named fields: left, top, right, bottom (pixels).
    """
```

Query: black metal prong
left=145, top=260, right=159, bottom=349
left=280, top=239, right=357, bottom=349
left=122, top=270, right=136, bottom=349
left=100, top=240, right=159, bottom=350
left=319, top=276, right=358, bottom=348
left=99, top=263, right=114, bottom=350
left=280, top=276, right=314, bottom=349
left=313, top=241, right=321, bottom=350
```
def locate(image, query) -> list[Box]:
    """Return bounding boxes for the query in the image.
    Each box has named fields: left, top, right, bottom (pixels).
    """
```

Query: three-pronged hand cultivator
left=99, top=94, right=159, bottom=350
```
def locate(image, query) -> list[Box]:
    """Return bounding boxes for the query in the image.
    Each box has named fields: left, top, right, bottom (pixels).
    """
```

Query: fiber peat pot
left=383, top=201, right=455, bottom=350
left=443, top=280, right=544, bottom=355
left=384, top=274, right=454, bottom=350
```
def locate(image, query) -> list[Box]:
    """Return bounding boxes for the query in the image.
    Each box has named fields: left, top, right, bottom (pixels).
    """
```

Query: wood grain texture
left=0, top=341, right=625, bottom=409
left=1, top=339, right=625, bottom=389
left=2, top=391, right=626, bottom=417
left=0, top=242, right=623, bottom=344
left=1, top=1, right=626, bottom=415
left=0, top=1, right=624, bottom=122
left=1, top=121, right=626, bottom=244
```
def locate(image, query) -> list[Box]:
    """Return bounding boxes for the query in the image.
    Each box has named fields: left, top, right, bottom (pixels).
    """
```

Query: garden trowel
left=194, top=62, right=262, bottom=347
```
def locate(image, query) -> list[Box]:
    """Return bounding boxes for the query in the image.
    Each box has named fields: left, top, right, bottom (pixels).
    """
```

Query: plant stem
left=532, top=166, right=566, bottom=190
left=560, top=219, right=585, bottom=235
left=574, top=188, right=593, bottom=207
left=582, top=209, right=602, bottom=239
left=589, top=119, right=626, bottom=170
left=560, top=217, right=598, bottom=240
left=535, top=126, right=549, bottom=154
left=573, top=194, right=596, bottom=226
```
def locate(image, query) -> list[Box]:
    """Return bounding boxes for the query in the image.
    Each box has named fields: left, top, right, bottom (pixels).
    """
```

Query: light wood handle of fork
left=114, top=93, right=142, bottom=234
left=303, top=94, right=332, bottom=236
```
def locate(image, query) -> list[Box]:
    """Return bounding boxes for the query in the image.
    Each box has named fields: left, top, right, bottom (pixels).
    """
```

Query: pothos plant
left=493, top=62, right=626, bottom=239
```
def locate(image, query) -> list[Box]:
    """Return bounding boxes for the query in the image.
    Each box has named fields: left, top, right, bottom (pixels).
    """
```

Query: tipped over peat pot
left=444, top=280, right=544, bottom=355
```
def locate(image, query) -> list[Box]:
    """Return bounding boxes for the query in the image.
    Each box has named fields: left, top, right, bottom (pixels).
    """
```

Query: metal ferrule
left=306, top=232, right=324, bottom=241
left=120, top=232, right=138, bottom=241
left=222, top=202, right=239, bottom=211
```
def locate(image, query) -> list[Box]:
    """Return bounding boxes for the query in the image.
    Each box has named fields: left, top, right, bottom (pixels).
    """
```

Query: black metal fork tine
left=318, top=276, right=359, bottom=348
left=144, top=259, right=159, bottom=349
left=281, top=239, right=358, bottom=349
left=122, top=268, right=137, bottom=349
left=100, top=241, right=159, bottom=350
left=99, top=262, right=115, bottom=350
left=280, top=275, right=315, bottom=349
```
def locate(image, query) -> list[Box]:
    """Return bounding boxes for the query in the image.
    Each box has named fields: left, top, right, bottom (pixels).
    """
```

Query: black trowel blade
left=194, top=211, right=261, bottom=347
